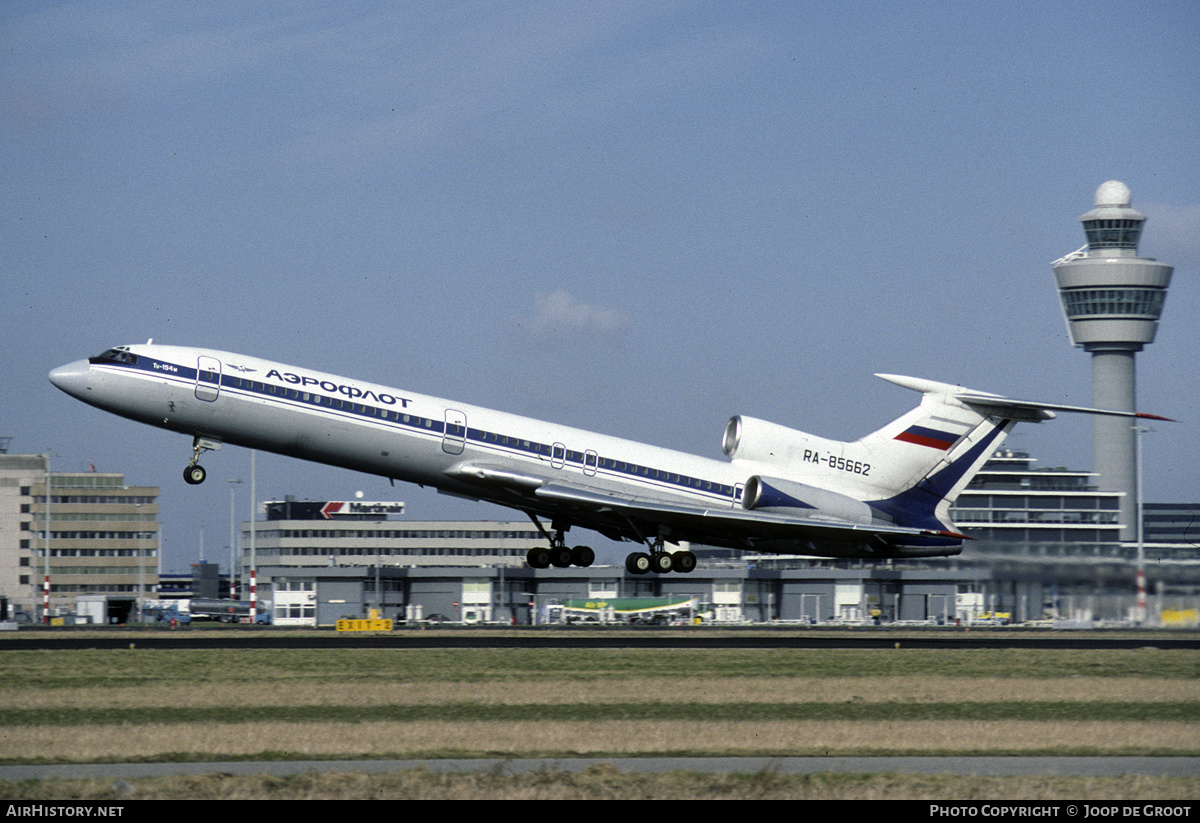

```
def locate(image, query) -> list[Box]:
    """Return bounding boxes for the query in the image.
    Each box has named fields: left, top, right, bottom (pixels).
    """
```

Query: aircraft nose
left=49, top=360, right=91, bottom=398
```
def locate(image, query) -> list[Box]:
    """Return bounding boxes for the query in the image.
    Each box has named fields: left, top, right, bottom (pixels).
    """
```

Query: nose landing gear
left=183, top=436, right=221, bottom=485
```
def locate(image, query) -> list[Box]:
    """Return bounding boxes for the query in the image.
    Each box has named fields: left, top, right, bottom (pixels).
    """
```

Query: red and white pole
left=1136, top=568, right=1147, bottom=624
left=43, top=575, right=50, bottom=623
left=249, top=569, right=256, bottom=623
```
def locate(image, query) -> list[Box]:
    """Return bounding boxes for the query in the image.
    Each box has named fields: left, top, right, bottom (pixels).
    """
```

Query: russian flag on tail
left=894, top=425, right=959, bottom=451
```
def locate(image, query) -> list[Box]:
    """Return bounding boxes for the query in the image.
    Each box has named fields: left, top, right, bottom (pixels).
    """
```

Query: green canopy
left=558, top=597, right=697, bottom=615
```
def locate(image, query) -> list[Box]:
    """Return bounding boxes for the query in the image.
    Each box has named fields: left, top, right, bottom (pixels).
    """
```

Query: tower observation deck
left=1052, top=180, right=1173, bottom=540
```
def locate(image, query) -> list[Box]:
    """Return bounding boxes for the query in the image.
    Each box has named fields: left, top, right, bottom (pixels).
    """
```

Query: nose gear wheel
left=183, top=436, right=220, bottom=485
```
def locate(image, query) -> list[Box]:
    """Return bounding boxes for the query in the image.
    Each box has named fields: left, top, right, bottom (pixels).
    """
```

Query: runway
left=2, top=756, right=1197, bottom=781
left=2, top=628, right=1199, bottom=651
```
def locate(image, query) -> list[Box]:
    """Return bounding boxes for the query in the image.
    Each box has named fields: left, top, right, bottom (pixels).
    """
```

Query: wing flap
left=445, top=461, right=970, bottom=555
left=443, top=462, right=549, bottom=490
left=533, top=482, right=968, bottom=544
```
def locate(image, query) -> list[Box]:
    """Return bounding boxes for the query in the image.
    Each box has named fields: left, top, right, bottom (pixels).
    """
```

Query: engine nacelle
left=742, top=475, right=874, bottom=525
left=722, top=415, right=817, bottom=466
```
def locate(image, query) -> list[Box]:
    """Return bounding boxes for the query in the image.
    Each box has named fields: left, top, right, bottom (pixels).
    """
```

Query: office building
left=0, top=453, right=158, bottom=620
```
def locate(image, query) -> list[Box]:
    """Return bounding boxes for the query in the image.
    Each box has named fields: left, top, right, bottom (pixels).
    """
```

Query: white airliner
left=48, top=343, right=1168, bottom=574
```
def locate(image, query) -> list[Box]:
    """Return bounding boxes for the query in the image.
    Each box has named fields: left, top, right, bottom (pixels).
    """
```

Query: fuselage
left=51, top=342, right=1158, bottom=566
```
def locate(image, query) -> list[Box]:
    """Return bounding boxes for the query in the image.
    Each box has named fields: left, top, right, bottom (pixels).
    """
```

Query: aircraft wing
left=445, top=462, right=966, bottom=557
left=534, top=481, right=966, bottom=545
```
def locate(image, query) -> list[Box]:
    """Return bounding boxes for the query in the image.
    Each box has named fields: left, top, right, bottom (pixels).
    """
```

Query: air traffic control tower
left=1052, top=180, right=1173, bottom=539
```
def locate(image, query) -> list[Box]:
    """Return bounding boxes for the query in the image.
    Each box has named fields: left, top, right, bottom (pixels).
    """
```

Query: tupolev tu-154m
left=49, top=343, right=1170, bottom=574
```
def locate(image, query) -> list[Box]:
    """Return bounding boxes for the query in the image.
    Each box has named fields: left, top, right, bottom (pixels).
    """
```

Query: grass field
left=1, top=630, right=1197, bottom=799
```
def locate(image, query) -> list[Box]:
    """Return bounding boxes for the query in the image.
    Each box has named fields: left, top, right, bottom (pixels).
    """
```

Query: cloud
left=515, top=289, right=632, bottom=342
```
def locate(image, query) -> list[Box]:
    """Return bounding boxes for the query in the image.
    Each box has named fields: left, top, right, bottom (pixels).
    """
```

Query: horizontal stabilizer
left=873, top=373, right=1173, bottom=422
left=955, top=392, right=1175, bottom=422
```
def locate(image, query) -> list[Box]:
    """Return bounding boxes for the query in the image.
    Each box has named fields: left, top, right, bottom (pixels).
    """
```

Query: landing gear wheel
left=672, top=551, right=697, bottom=573
left=650, top=552, right=674, bottom=574
left=549, top=546, right=574, bottom=568
left=527, top=547, right=551, bottom=569
left=183, top=464, right=206, bottom=485
left=625, top=552, right=651, bottom=575
left=570, top=545, right=595, bottom=567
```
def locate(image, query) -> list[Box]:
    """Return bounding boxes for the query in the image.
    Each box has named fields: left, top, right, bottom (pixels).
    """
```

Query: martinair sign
left=263, top=500, right=407, bottom=521
left=320, top=501, right=407, bottom=518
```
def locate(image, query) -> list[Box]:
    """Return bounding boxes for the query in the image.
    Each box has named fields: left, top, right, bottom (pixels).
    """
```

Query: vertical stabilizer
left=857, top=375, right=1016, bottom=531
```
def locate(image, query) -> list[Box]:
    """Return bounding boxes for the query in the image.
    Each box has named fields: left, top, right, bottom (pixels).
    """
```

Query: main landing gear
left=522, top=514, right=698, bottom=575
left=624, top=539, right=696, bottom=575
left=526, top=543, right=595, bottom=570
left=524, top=517, right=595, bottom=570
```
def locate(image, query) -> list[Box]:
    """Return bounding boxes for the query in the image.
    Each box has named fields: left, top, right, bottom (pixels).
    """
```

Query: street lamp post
left=227, top=479, right=242, bottom=600
left=42, top=453, right=52, bottom=624
left=249, top=451, right=256, bottom=623
left=1134, top=425, right=1152, bottom=625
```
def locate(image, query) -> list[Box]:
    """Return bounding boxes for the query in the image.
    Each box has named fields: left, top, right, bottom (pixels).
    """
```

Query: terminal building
left=949, top=448, right=1124, bottom=563
left=242, top=496, right=962, bottom=625
left=259, top=561, right=979, bottom=627
left=242, top=497, right=539, bottom=625
left=246, top=497, right=538, bottom=570
left=946, top=449, right=1198, bottom=625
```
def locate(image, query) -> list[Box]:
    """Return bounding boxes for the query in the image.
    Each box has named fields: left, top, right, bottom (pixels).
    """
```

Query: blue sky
left=4, top=1, right=1198, bottom=572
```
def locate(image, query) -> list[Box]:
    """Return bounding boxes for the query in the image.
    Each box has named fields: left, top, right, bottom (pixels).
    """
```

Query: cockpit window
left=90, top=348, right=139, bottom=365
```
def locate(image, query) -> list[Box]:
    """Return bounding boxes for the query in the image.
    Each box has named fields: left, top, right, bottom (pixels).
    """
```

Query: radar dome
left=1095, top=180, right=1132, bottom=208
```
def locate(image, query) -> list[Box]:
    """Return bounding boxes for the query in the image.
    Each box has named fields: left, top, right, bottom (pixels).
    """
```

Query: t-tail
left=860, top=374, right=1171, bottom=541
